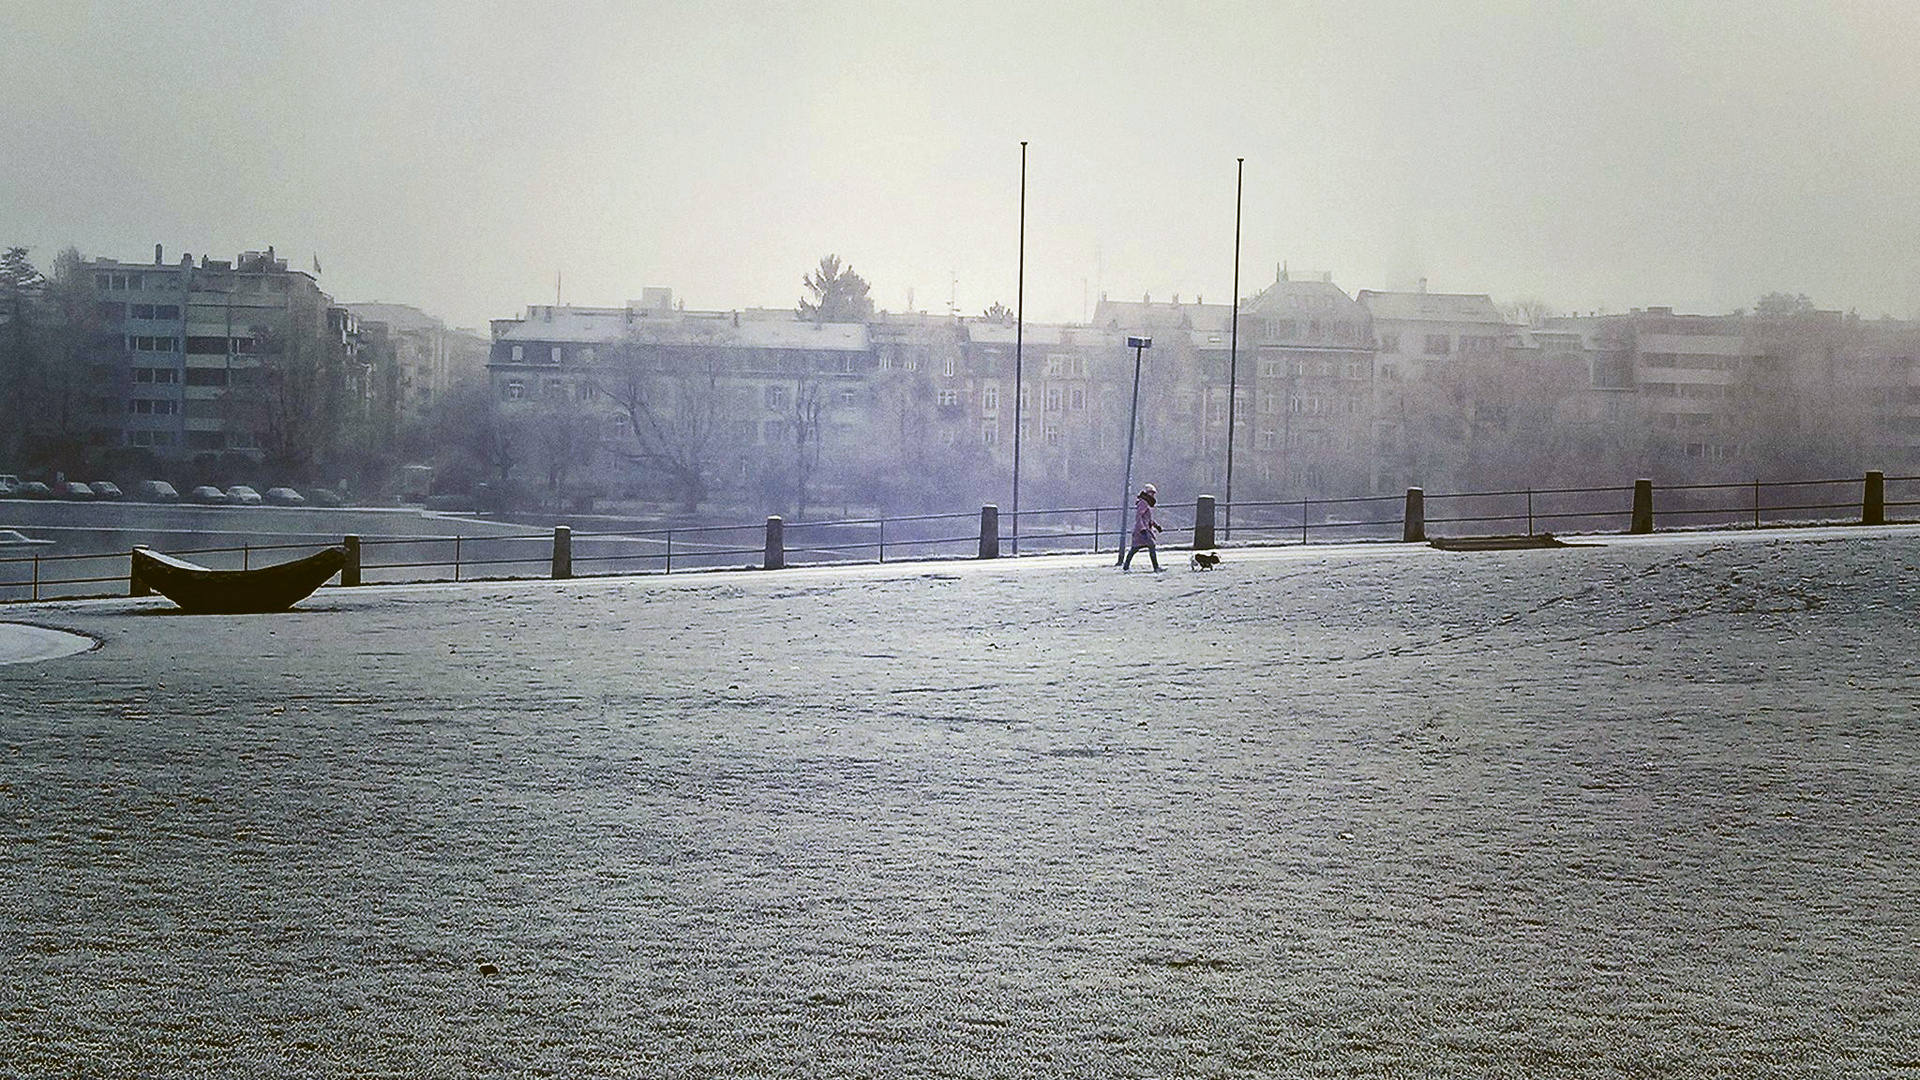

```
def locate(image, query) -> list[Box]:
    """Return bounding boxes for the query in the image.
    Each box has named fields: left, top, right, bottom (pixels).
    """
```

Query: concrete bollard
left=764, top=516, right=784, bottom=570
left=552, top=525, right=572, bottom=579
left=1402, top=488, right=1425, bottom=543
left=1630, top=479, right=1654, bottom=534
left=343, top=535, right=362, bottom=586
left=978, top=505, right=999, bottom=559
left=1194, top=495, right=1216, bottom=551
left=129, top=546, right=150, bottom=597
left=1864, top=470, right=1885, bottom=526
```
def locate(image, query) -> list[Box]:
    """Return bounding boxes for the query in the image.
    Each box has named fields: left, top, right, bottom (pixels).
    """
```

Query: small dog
left=1189, top=551, right=1221, bottom=571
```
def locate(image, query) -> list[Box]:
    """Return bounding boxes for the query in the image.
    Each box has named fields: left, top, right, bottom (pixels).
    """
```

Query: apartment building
left=83, top=246, right=338, bottom=458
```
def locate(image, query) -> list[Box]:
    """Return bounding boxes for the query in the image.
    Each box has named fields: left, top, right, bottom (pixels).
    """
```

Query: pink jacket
left=1133, top=496, right=1159, bottom=538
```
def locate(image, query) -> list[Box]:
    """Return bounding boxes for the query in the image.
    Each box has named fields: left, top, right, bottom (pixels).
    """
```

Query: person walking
left=1122, top=483, right=1163, bottom=571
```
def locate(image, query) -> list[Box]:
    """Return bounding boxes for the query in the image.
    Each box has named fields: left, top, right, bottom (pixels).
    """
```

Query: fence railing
left=3, top=470, right=1913, bottom=604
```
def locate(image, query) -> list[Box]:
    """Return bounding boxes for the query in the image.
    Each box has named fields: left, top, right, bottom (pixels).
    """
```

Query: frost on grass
left=1, top=534, right=1918, bottom=1077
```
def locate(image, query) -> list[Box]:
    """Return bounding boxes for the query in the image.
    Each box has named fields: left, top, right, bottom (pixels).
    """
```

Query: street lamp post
left=1012, top=140, right=1028, bottom=556
left=1116, top=334, right=1151, bottom=564
left=1224, top=157, right=1244, bottom=542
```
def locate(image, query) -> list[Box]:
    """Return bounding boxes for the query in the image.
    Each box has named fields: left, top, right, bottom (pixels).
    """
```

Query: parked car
left=89, top=481, right=124, bottom=500
left=0, top=474, right=20, bottom=496
left=306, top=487, right=344, bottom=508
left=188, top=485, right=227, bottom=505
left=132, top=480, right=180, bottom=502
left=263, top=486, right=306, bottom=506
left=56, top=481, right=96, bottom=501
left=16, top=481, right=54, bottom=499
left=225, top=485, right=263, bottom=506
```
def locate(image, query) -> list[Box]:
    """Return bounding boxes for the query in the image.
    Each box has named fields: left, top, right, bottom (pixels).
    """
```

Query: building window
left=505, top=379, right=525, bottom=400
left=1044, top=423, right=1060, bottom=446
left=1379, top=332, right=1400, bottom=352
left=938, top=389, right=959, bottom=407
left=511, top=345, right=524, bottom=363
left=184, top=368, right=228, bottom=387
left=550, top=346, right=562, bottom=365
left=763, top=419, right=785, bottom=441
left=839, top=389, right=856, bottom=407
left=982, top=422, right=998, bottom=446
left=545, top=378, right=565, bottom=398
left=942, top=357, right=956, bottom=377
left=1423, top=334, right=1451, bottom=356
left=1046, top=387, right=1062, bottom=412
left=983, top=384, right=999, bottom=412
left=1260, top=429, right=1278, bottom=449
left=1070, top=387, right=1085, bottom=411
left=765, top=385, right=787, bottom=409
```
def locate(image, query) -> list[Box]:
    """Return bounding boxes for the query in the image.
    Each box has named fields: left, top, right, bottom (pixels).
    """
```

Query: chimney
left=154, top=243, right=163, bottom=265
left=1418, top=277, right=1428, bottom=293
left=1278, top=262, right=1288, bottom=283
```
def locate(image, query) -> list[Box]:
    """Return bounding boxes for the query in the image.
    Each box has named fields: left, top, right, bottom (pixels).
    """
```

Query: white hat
left=1143, top=483, right=1156, bottom=494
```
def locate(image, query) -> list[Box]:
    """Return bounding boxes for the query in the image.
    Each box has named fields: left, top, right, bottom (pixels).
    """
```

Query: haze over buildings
left=5, top=1, right=1919, bottom=330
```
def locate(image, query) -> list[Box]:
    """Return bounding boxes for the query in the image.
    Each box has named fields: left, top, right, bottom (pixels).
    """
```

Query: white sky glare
left=4, top=0, right=1918, bottom=329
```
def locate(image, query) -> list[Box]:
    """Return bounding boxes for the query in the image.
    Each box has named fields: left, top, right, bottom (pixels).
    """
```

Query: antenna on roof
left=556, top=270, right=562, bottom=307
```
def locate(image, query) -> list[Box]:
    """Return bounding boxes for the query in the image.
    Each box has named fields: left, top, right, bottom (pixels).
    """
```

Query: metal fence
left=5, top=471, right=1915, bottom=604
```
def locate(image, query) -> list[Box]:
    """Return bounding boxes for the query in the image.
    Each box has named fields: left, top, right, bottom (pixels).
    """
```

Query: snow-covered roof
left=966, top=322, right=1066, bottom=346
left=1356, top=291, right=1507, bottom=324
left=495, top=306, right=870, bottom=351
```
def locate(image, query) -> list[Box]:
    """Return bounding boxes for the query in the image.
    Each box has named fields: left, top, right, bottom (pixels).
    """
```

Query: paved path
left=3, top=528, right=1917, bottom=1077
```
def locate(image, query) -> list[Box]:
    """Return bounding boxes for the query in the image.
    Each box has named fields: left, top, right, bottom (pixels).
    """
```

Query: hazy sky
left=5, top=0, right=1918, bottom=329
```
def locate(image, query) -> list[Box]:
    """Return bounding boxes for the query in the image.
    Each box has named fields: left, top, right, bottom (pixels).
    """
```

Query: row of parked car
left=0, top=474, right=337, bottom=507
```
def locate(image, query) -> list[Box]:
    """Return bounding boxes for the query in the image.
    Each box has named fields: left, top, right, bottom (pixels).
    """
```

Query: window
left=126, top=398, right=178, bottom=415
left=154, top=304, right=179, bottom=320
left=1259, top=359, right=1280, bottom=378
left=839, top=389, right=856, bottom=407
left=765, top=385, right=787, bottom=409
left=1044, top=423, right=1060, bottom=446
left=1423, top=334, right=1451, bottom=356
left=1070, top=387, right=1085, bottom=411
left=1046, top=388, right=1062, bottom=412
left=982, top=422, right=998, bottom=446
left=184, top=368, right=228, bottom=387
left=1260, top=429, right=1278, bottom=449
left=763, top=419, right=785, bottom=441
left=186, top=430, right=223, bottom=450
left=1207, top=398, right=1226, bottom=424
left=504, top=379, right=525, bottom=400
left=186, top=336, right=226, bottom=355
left=511, top=345, right=524, bottom=363
left=130, top=303, right=156, bottom=319
left=545, top=378, right=565, bottom=398
left=942, top=357, right=956, bottom=377
left=550, top=346, right=562, bottom=365
left=938, top=390, right=959, bottom=407
left=983, top=385, right=999, bottom=412
left=1378, top=332, right=1400, bottom=353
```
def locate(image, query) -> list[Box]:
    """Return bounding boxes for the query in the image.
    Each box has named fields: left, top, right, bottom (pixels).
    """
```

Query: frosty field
left=2, top=529, right=1917, bottom=1078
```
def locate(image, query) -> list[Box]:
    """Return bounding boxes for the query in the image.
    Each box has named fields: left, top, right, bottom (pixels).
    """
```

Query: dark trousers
left=1122, top=530, right=1160, bottom=570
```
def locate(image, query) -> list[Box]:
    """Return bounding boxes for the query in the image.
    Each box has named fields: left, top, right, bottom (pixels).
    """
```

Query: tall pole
left=1224, top=157, right=1244, bottom=543
left=1012, top=140, right=1028, bottom=555
left=1117, top=338, right=1148, bottom=564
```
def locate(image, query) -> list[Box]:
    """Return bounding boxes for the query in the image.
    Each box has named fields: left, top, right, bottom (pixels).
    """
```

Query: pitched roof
left=1356, top=290, right=1507, bottom=324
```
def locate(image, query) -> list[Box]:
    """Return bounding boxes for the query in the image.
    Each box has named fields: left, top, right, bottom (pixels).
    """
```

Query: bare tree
left=597, top=329, right=730, bottom=513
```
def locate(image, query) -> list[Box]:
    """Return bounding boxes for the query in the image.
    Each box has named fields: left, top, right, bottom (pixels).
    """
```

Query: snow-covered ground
left=3, top=529, right=1917, bottom=1077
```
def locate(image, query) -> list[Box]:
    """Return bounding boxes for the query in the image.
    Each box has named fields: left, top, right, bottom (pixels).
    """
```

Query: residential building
left=80, top=246, right=341, bottom=460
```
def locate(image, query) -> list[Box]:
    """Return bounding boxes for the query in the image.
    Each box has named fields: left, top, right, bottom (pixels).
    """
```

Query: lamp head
left=1126, top=335, right=1152, bottom=349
